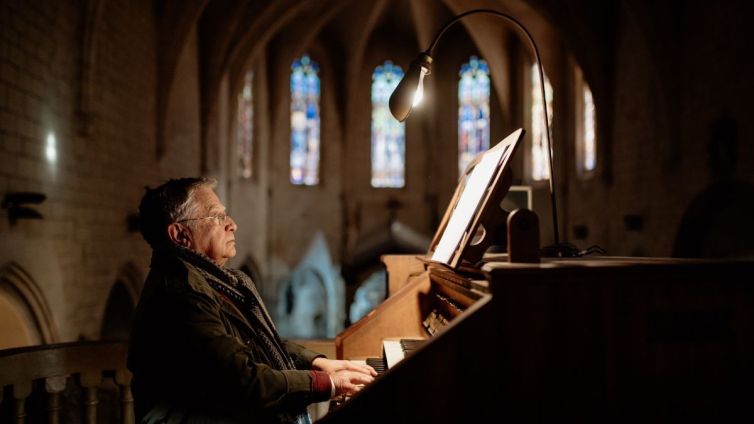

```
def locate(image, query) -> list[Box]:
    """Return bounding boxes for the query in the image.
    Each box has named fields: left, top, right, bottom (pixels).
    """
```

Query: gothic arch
left=277, top=266, right=329, bottom=338
left=342, top=220, right=430, bottom=322
left=76, top=0, right=106, bottom=136
left=155, top=0, right=211, bottom=157
left=0, top=262, right=58, bottom=348
left=112, top=261, right=142, bottom=304
left=99, top=262, right=142, bottom=340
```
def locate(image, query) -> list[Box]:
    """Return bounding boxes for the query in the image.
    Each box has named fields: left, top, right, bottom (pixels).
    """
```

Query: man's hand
left=330, top=369, right=375, bottom=396
left=312, top=358, right=377, bottom=377
left=312, top=358, right=377, bottom=397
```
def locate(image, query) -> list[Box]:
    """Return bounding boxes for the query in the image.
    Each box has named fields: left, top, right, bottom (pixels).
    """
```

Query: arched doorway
left=0, top=262, right=57, bottom=349
left=100, top=262, right=141, bottom=340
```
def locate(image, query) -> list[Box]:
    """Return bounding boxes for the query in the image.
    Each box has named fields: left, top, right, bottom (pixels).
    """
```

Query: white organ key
left=382, top=340, right=405, bottom=369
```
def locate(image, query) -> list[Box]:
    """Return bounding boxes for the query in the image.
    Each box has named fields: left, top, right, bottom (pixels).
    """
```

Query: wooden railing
left=0, top=341, right=132, bottom=424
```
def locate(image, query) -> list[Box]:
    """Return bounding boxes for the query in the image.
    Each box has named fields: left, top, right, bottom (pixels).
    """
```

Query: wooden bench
left=0, top=341, right=133, bottom=423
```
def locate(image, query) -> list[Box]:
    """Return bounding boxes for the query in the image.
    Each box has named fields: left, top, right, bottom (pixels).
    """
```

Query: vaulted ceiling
left=152, top=0, right=619, bottom=163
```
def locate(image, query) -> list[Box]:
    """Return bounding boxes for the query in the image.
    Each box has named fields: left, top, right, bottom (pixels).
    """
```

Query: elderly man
left=128, top=177, right=375, bottom=423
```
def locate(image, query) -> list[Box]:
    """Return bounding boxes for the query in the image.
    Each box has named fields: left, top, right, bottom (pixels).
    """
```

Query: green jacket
left=127, top=253, right=325, bottom=423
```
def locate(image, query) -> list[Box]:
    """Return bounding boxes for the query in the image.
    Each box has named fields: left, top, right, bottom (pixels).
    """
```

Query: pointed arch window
left=458, top=56, right=491, bottom=176
left=371, top=61, right=405, bottom=188
left=290, top=54, right=320, bottom=185
left=575, top=67, right=597, bottom=175
left=531, top=64, right=554, bottom=181
left=237, top=70, right=253, bottom=179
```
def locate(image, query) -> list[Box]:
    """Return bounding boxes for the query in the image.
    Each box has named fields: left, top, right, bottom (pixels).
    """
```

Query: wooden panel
left=381, top=255, right=426, bottom=296
left=336, top=272, right=431, bottom=360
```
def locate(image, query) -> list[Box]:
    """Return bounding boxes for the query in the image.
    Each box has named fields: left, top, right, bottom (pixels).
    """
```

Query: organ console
left=324, top=255, right=754, bottom=423
left=321, top=128, right=754, bottom=422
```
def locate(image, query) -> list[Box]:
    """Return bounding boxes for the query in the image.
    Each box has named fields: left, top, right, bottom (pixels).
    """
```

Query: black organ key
left=366, top=357, right=387, bottom=375
left=399, top=338, right=425, bottom=355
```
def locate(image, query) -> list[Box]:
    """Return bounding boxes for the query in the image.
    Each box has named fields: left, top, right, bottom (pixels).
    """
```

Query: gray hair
left=138, top=177, right=217, bottom=248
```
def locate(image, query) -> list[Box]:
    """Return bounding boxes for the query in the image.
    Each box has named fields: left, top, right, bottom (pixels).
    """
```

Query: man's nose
left=227, top=215, right=238, bottom=231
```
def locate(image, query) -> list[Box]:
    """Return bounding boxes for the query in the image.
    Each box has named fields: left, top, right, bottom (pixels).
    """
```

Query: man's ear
left=167, top=223, right=190, bottom=247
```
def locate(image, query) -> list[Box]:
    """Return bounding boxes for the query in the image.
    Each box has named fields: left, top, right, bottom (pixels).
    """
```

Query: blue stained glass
left=290, top=54, right=320, bottom=185
left=371, top=61, right=405, bottom=188
left=458, top=56, right=490, bottom=176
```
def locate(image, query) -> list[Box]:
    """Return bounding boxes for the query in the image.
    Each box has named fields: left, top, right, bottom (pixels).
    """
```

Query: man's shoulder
left=153, top=256, right=217, bottom=299
left=182, top=261, right=218, bottom=297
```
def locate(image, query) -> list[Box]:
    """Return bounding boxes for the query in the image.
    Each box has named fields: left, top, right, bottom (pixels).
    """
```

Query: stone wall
left=0, top=0, right=201, bottom=342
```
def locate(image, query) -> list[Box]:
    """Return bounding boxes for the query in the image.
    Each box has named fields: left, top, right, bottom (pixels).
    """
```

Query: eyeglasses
left=177, top=213, right=230, bottom=226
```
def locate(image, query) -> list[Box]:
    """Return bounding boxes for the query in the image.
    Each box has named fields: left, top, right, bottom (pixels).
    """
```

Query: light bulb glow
left=412, top=67, right=429, bottom=107
left=45, top=133, right=57, bottom=163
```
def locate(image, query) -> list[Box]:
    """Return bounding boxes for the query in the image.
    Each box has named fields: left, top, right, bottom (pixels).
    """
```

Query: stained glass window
left=290, top=54, right=320, bottom=185
left=371, top=61, right=405, bottom=188
left=581, top=84, right=597, bottom=172
left=458, top=56, right=491, bottom=176
left=575, top=67, right=597, bottom=175
left=237, top=70, right=253, bottom=179
left=531, top=64, right=554, bottom=181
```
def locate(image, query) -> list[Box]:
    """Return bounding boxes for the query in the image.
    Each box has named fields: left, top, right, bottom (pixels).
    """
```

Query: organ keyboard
left=364, top=338, right=426, bottom=375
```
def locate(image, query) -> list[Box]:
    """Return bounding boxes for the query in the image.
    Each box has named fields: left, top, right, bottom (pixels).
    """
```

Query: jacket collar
left=188, top=259, right=256, bottom=331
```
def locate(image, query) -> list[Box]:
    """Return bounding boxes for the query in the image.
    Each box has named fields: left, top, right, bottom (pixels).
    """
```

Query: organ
left=322, top=129, right=754, bottom=422
left=325, top=254, right=754, bottom=423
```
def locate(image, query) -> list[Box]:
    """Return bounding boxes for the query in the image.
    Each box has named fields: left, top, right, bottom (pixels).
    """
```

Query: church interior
left=2, top=0, right=754, bottom=421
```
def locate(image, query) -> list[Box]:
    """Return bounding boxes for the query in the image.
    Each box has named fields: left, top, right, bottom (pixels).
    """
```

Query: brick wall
left=0, top=0, right=201, bottom=342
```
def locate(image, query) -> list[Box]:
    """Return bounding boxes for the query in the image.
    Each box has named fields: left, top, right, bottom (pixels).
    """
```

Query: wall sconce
left=2, top=192, right=46, bottom=226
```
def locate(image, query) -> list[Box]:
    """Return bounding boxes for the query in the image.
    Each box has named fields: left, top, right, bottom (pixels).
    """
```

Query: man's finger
left=345, top=382, right=363, bottom=394
left=348, top=373, right=374, bottom=385
left=347, top=361, right=377, bottom=376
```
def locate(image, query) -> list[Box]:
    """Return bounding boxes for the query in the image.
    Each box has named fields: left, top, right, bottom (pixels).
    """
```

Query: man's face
left=184, top=187, right=237, bottom=266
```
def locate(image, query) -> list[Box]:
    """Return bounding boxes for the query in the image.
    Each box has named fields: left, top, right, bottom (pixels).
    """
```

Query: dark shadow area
left=674, top=115, right=754, bottom=258
left=100, top=283, right=135, bottom=341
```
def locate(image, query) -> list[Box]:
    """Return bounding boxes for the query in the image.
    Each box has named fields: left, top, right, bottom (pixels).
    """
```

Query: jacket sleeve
left=284, top=340, right=327, bottom=370
left=168, top=281, right=316, bottom=415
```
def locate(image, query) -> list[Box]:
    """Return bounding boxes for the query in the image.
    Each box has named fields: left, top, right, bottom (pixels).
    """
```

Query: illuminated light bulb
left=45, top=133, right=57, bottom=163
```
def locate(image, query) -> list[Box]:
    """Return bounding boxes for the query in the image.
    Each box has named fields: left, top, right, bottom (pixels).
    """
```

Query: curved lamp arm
left=389, top=8, right=564, bottom=255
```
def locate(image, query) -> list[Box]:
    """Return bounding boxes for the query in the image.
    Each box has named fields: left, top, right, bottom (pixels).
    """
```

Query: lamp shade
left=389, top=54, right=432, bottom=122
